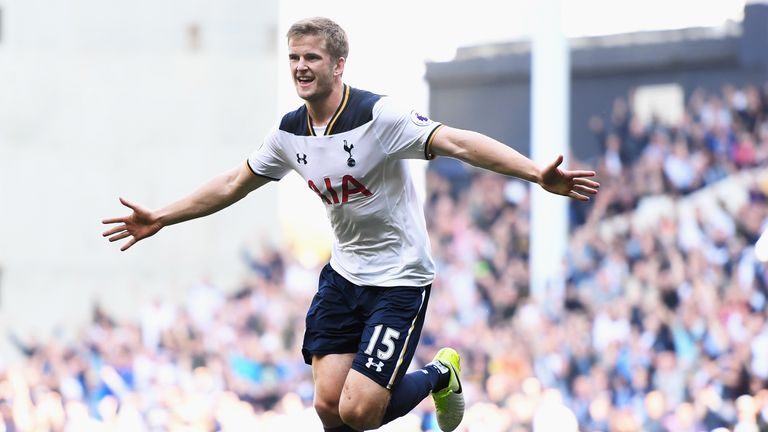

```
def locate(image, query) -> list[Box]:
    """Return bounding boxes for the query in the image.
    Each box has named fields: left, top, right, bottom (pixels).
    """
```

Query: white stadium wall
left=0, top=0, right=280, bottom=339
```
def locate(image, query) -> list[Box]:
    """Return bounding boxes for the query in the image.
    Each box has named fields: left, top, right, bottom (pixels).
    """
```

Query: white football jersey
left=247, top=85, right=441, bottom=287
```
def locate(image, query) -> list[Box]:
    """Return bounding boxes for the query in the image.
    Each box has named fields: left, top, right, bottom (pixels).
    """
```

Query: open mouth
left=296, top=76, right=314, bottom=87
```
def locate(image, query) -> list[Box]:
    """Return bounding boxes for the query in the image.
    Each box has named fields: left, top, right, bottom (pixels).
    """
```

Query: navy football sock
left=324, top=424, right=357, bottom=432
left=381, top=364, right=447, bottom=424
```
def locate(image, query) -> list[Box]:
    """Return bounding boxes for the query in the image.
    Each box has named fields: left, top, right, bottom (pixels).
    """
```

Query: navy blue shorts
left=302, top=264, right=431, bottom=389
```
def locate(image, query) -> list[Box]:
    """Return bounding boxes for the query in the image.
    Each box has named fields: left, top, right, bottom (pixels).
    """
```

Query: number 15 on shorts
left=364, top=324, right=401, bottom=360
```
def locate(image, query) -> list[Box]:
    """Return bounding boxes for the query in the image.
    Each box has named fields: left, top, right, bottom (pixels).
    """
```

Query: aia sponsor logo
left=308, top=175, right=372, bottom=205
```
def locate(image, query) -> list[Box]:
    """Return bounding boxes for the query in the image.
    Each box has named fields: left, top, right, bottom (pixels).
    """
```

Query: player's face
left=288, top=35, right=344, bottom=102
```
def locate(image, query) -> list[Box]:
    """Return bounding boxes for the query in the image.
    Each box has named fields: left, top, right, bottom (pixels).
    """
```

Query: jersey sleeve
left=371, top=97, right=443, bottom=160
left=246, top=126, right=291, bottom=181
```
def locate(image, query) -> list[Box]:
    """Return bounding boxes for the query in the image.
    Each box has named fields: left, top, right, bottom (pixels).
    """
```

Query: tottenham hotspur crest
left=343, top=140, right=355, bottom=167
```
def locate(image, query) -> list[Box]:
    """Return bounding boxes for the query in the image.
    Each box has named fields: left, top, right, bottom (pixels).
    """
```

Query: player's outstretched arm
left=430, top=126, right=599, bottom=200
left=102, top=163, right=271, bottom=251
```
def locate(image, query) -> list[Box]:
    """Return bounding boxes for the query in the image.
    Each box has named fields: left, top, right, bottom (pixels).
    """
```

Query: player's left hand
left=539, top=155, right=599, bottom=201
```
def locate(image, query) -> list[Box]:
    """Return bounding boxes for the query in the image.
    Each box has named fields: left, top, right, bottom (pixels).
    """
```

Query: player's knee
left=338, top=399, right=384, bottom=431
left=314, top=396, right=342, bottom=425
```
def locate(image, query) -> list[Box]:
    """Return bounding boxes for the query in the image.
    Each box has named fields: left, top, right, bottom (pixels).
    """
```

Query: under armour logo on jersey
left=296, top=153, right=308, bottom=164
left=343, top=140, right=355, bottom=167
left=365, top=357, right=384, bottom=372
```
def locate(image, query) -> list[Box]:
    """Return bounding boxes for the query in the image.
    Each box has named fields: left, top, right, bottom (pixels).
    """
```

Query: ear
left=334, top=56, right=346, bottom=77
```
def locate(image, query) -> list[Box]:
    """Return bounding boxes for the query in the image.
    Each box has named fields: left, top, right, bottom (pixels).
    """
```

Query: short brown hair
left=286, top=17, right=349, bottom=60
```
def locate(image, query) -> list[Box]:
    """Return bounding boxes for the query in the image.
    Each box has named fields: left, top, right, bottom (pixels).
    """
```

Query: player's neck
left=305, top=82, right=345, bottom=127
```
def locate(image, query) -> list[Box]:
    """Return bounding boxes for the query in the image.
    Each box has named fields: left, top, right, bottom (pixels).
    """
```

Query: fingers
left=574, top=177, right=600, bottom=188
left=545, top=155, right=564, bottom=172
left=119, top=197, right=139, bottom=211
left=102, top=217, right=127, bottom=225
left=573, top=184, right=599, bottom=196
left=103, top=197, right=138, bottom=225
left=120, top=238, right=137, bottom=251
left=102, top=224, right=126, bottom=237
left=107, top=231, right=140, bottom=251
left=552, top=154, right=564, bottom=167
left=568, top=191, right=590, bottom=201
left=565, top=169, right=597, bottom=178
left=107, top=231, right=131, bottom=243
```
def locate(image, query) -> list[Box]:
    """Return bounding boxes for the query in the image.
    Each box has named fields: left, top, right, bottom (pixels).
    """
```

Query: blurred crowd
left=2, top=81, right=768, bottom=431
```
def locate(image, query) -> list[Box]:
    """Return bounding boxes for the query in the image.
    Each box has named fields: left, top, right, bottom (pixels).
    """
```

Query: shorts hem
left=302, top=348, right=357, bottom=365
left=351, top=362, right=392, bottom=389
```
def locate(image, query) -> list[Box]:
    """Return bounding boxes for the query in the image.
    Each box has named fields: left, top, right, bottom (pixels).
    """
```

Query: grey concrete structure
left=0, top=0, right=279, bottom=338
left=425, top=3, right=768, bottom=161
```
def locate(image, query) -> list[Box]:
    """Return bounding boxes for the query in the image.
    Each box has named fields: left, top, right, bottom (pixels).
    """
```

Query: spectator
left=2, top=80, right=768, bottom=431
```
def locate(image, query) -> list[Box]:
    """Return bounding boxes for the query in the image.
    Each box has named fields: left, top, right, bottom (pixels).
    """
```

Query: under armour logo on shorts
left=365, top=357, right=384, bottom=372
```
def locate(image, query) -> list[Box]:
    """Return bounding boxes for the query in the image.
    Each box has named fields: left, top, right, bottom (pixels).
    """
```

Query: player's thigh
left=338, top=368, right=391, bottom=421
left=312, top=353, right=355, bottom=417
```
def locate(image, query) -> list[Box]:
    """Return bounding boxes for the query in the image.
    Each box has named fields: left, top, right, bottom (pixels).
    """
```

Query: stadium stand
left=1, top=80, right=766, bottom=431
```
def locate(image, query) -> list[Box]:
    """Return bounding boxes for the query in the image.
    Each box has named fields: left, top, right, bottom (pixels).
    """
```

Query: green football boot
left=430, top=347, right=464, bottom=431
